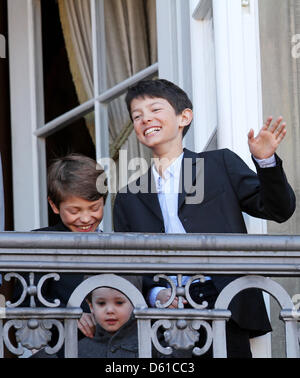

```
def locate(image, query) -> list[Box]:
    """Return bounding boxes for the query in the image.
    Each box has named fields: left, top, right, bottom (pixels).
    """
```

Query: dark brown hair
left=47, top=153, right=108, bottom=207
left=125, top=79, right=193, bottom=137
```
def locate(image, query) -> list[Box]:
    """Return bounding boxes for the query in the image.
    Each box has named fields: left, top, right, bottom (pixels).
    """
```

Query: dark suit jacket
left=13, top=222, right=87, bottom=311
left=12, top=221, right=89, bottom=355
left=31, top=221, right=89, bottom=312
left=113, top=148, right=296, bottom=335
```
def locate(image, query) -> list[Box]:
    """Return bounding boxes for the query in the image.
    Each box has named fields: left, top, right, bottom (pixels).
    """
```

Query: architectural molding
left=156, top=0, right=194, bottom=150
left=0, top=34, right=5, bottom=58
left=7, top=0, right=47, bottom=230
left=190, top=0, right=217, bottom=152
left=212, top=0, right=266, bottom=234
left=192, top=0, right=212, bottom=20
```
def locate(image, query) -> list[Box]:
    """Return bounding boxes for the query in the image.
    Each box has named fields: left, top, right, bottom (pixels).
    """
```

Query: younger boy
left=78, top=287, right=138, bottom=358
left=34, top=153, right=141, bottom=340
left=40, top=153, right=108, bottom=337
left=14, top=153, right=108, bottom=340
left=113, top=79, right=296, bottom=357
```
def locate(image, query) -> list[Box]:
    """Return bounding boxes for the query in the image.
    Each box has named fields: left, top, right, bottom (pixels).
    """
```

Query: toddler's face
left=49, top=196, right=104, bottom=232
left=88, top=288, right=133, bottom=334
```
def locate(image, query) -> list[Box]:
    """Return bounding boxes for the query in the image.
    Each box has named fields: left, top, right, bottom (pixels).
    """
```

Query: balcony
left=0, top=232, right=299, bottom=358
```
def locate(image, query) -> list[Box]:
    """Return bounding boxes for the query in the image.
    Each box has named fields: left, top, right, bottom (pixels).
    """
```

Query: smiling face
left=130, top=96, right=193, bottom=159
left=48, top=195, right=104, bottom=232
left=88, top=288, right=133, bottom=334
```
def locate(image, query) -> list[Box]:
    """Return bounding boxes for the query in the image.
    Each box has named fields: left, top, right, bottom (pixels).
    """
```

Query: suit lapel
left=133, top=149, right=204, bottom=221
left=178, top=149, right=204, bottom=209
left=133, top=167, right=164, bottom=222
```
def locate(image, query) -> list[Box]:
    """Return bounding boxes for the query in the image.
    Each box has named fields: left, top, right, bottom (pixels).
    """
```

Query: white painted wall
left=8, top=0, right=47, bottom=231
left=189, top=0, right=218, bottom=153
left=213, top=0, right=267, bottom=235
left=212, top=0, right=270, bottom=357
left=156, top=0, right=194, bottom=151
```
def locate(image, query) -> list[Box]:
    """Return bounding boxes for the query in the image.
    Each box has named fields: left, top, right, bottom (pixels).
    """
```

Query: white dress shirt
left=149, top=153, right=197, bottom=305
left=147, top=152, right=276, bottom=306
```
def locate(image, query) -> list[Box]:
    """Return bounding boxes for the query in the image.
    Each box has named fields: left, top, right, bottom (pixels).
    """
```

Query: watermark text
left=96, top=150, right=205, bottom=205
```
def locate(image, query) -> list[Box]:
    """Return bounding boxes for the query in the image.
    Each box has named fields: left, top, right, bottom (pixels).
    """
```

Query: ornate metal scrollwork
left=190, top=320, right=213, bottom=356
left=5, top=273, right=29, bottom=308
left=2, top=272, right=63, bottom=356
left=4, top=272, right=61, bottom=308
left=164, top=319, right=200, bottom=350
left=42, top=320, right=65, bottom=355
left=3, top=318, right=64, bottom=355
left=184, top=275, right=209, bottom=309
left=154, top=274, right=177, bottom=309
left=36, top=274, right=61, bottom=308
left=153, top=273, right=209, bottom=309
left=3, top=320, right=24, bottom=355
left=14, top=319, right=51, bottom=351
left=151, top=318, right=213, bottom=356
left=151, top=319, right=173, bottom=355
left=151, top=273, right=213, bottom=355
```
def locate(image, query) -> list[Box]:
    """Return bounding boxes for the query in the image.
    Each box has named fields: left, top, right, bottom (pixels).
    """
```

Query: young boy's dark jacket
left=33, top=221, right=87, bottom=310
left=78, top=315, right=138, bottom=358
left=33, top=315, right=142, bottom=358
left=14, top=221, right=87, bottom=311
left=14, top=221, right=88, bottom=358
left=32, top=315, right=165, bottom=358
left=113, top=148, right=296, bottom=337
left=32, top=317, right=138, bottom=358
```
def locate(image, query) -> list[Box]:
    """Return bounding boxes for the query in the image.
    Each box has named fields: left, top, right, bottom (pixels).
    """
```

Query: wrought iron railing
left=0, top=232, right=300, bottom=358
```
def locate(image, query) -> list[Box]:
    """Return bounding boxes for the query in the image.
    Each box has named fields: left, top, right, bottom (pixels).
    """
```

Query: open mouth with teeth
left=75, top=224, right=95, bottom=232
left=144, top=127, right=161, bottom=137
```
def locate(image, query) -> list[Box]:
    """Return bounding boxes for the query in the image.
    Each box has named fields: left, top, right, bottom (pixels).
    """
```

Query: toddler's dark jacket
left=78, top=315, right=138, bottom=358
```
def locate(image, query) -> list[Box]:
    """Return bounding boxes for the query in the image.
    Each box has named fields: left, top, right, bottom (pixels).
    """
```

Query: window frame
left=8, top=0, right=158, bottom=231
left=8, top=0, right=267, bottom=237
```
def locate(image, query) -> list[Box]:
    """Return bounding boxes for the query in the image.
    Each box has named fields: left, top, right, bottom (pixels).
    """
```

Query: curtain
left=57, top=0, right=157, bottom=167
left=58, top=0, right=95, bottom=143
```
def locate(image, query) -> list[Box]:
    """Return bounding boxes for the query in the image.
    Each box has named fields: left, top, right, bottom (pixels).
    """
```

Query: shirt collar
left=152, top=152, right=184, bottom=184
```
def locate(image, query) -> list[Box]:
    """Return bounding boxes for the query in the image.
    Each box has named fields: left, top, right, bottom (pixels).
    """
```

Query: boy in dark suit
left=37, top=153, right=107, bottom=338
left=113, top=79, right=296, bottom=357
left=11, top=154, right=108, bottom=342
left=39, top=154, right=141, bottom=340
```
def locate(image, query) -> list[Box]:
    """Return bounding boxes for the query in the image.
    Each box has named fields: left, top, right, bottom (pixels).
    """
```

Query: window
left=9, top=0, right=158, bottom=231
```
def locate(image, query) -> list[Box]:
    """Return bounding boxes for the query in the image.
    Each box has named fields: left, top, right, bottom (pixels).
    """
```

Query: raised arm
left=248, top=116, right=287, bottom=159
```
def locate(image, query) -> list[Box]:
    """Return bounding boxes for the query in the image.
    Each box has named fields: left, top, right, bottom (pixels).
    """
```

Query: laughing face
left=48, top=195, right=104, bottom=232
left=88, top=287, right=133, bottom=334
left=130, top=96, right=193, bottom=157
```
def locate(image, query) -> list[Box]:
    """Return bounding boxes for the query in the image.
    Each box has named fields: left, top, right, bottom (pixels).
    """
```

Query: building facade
left=1, top=0, right=300, bottom=357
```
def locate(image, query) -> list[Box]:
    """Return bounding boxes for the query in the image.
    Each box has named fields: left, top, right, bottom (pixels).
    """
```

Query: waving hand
left=248, top=116, right=287, bottom=159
